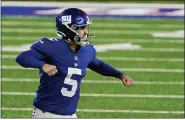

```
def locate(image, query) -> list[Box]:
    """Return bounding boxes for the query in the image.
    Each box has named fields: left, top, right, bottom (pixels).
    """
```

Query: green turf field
left=1, top=16, right=184, bottom=118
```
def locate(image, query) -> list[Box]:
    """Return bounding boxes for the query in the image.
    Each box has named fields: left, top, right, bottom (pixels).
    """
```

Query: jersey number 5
left=61, top=67, right=82, bottom=97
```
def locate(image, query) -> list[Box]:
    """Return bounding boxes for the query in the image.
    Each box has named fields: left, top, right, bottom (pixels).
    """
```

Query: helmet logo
left=61, top=15, right=71, bottom=24
left=77, top=18, right=82, bottom=22
left=76, top=17, right=84, bottom=24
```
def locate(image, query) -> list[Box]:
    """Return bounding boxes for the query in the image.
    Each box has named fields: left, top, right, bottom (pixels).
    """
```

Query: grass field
left=1, top=16, right=184, bottom=118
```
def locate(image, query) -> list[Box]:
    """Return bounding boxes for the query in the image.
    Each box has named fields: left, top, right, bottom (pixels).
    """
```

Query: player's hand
left=120, top=74, right=133, bottom=87
left=42, top=64, right=58, bottom=76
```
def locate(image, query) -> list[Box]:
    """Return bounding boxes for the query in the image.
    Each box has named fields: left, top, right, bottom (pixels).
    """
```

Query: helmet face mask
left=56, top=8, right=93, bottom=46
left=72, top=24, right=93, bottom=42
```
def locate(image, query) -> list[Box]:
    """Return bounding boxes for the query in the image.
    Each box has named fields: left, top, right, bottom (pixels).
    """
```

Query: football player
left=16, top=8, right=133, bottom=118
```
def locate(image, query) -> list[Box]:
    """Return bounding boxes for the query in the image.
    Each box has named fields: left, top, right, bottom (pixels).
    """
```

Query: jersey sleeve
left=87, top=46, right=123, bottom=79
left=16, top=48, right=46, bottom=69
left=16, top=37, right=55, bottom=69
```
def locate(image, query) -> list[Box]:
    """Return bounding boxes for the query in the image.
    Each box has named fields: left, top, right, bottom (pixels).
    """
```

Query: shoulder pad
left=30, top=37, right=55, bottom=55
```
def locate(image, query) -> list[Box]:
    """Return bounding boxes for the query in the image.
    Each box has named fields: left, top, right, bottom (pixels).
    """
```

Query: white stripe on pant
left=32, top=107, right=77, bottom=118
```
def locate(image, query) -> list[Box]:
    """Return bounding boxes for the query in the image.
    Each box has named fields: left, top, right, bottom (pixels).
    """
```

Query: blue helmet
left=56, top=8, right=93, bottom=46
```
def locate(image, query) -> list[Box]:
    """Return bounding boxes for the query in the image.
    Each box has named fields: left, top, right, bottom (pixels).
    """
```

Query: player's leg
left=32, top=107, right=77, bottom=118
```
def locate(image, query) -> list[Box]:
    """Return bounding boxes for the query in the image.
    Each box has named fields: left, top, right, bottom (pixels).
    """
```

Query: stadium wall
left=2, top=0, right=184, bottom=3
left=2, top=1, right=184, bottom=19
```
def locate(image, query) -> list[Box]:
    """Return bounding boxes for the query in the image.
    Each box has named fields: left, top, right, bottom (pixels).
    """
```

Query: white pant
left=32, top=107, right=77, bottom=118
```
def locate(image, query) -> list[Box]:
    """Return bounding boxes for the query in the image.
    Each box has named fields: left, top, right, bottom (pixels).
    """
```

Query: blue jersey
left=16, top=37, right=123, bottom=116
left=31, top=37, right=96, bottom=115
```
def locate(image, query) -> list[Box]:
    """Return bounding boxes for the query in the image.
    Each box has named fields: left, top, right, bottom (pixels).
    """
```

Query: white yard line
left=98, top=57, right=184, bottom=62
left=1, top=92, right=184, bottom=99
left=2, top=36, right=184, bottom=44
left=2, top=46, right=184, bottom=52
left=2, top=28, right=170, bottom=35
left=2, top=65, right=184, bottom=73
left=2, top=78, right=184, bottom=85
left=1, top=107, right=184, bottom=114
left=138, top=48, right=183, bottom=52
left=97, top=39, right=184, bottom=44
left=2, top=66, right=35, bottom=70
left=2, top=55, right=25, bottom=58
left=118, top=68, right=184, bottom=72
left=77, top=109, right=184, bottom=114
left=2, top=21, right=183, bottom=28
left=2, top=55, right=184, bottom=62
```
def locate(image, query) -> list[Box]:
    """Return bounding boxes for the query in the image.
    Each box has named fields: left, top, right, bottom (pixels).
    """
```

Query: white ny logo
left=61, top=15, right=71, bottom=24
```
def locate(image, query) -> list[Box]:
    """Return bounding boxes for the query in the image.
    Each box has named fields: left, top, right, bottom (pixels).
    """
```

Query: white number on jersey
left=61, top=67, right=82, bottom=97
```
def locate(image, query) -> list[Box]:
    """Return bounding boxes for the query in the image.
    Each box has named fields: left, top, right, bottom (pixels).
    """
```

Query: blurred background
left=1, top=0, right=184, bottom=118
left=1, top=0, right=185, bottom=3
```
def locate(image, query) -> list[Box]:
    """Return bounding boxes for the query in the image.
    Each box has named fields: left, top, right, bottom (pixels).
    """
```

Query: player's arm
left=16, top=49, right=57, bottom=76
left=16, top=49, right=46, bottom=69
left=88, top=57, right=122, bottom=79
left=88, top=57, right=133, bottom=87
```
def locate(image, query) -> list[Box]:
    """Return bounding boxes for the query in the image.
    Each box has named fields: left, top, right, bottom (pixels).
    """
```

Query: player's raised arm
left=88, top=57, right=133, bottom=87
